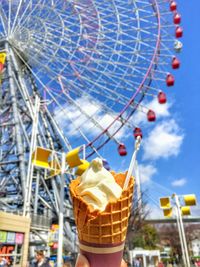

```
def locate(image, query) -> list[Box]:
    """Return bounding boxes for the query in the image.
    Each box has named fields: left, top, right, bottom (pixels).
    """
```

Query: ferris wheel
left=0, top=0, right=182, bottom=253
left=0, top=0, right=182, bottom=157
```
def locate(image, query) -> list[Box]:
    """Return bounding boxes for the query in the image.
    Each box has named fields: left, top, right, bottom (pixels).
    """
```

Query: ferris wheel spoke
left=16, top=43, right=147, bottom=105
left=55, top=84, right=125, bottom=143
left=46, top=81, right=132, bottom=145
left=60, top=76, right=129, bottom=108
left=10, top=0, right=25, bottom=34
left=7, top=0, right=12, bottom=36
left=0, top=15, right=6, bottom=37
left=61, top=80, right=142, bottom=131
left=0, top=5, right=8, bottom=35
left=11, top=1, right=39, bottom=36
left=23, top=63, right=101, bottom=154
left=58, top=78, right=129, bottom=113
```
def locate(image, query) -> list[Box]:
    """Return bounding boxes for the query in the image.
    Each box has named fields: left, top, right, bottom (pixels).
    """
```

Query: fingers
left=121, top=259, right=128, bottom=267
left=75, top=254, right=127, bottom=267
left=75, top=254, right=90, bottom=267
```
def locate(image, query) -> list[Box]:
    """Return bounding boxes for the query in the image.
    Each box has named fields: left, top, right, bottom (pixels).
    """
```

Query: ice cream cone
left=70, top=172, right=134, bottom=267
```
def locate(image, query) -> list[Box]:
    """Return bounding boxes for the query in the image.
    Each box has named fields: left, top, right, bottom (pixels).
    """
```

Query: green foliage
left=132, top=224, right=159, bottom=250
left=132, top=233, right=145, bottom=248
left=143, top=224, right=159, bottom=249
left=161, top=258, right=175, bottom=264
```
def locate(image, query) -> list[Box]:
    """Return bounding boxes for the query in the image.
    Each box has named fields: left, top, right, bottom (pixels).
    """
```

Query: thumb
left=75, top=254, right=90, bottom=267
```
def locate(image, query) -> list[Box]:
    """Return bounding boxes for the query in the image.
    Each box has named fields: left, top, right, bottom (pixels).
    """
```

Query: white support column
left=23, top=95, right=40, bottom=216
left=57, top=152, right=65, bottom=267
left=174, top=204, right=187, bottom=267
left=34, top=172, right=40, bottom=214
left=174, top=194, right=190, bottom=267
left=143, top=254, right=147, bottom=267
left=134, top=160, right=142, bottom=215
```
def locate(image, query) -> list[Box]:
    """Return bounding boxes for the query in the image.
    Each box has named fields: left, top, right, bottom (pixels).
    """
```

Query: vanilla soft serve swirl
left=76, top=158, right=122, bottom=212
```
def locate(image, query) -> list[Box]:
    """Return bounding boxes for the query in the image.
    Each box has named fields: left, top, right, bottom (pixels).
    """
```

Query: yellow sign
left=181, top=206, right=191, bottom=216
left=32, top=146, right=90, bottom=178
left=163, top=208, right=173, bottom=218
left=184, top=194, right=196, bottom=206
left=66, top=147, right=82, bottom=168
left=160, top=197, right=171, bottom=209
left=75, top=159, right=90, bottom=175
left=32, top=147, right=52, bottom=169
left=0, top=53, right=6, bottom=64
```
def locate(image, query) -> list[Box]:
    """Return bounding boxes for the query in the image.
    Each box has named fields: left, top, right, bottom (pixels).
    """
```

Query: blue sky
left=171, top=0, right=200, bottom=214
left=98, top=0, right=200, bottom=217
left=144, top=0, right=200, bottom=216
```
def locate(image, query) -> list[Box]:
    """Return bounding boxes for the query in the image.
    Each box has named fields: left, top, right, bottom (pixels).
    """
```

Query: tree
left=131, top=224, right=159, bottom=250
left=155, top=223, right=181, bottom=255
left=143, top=224, right=159, bottom=249
left=127, top=188, right=159, bottom=250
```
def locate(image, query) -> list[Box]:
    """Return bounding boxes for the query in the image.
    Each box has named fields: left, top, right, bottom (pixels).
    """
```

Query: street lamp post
left=160, top=194, right=197, bottom=267
left=174, top=202, right=187, bottom=266
left=173, top=194, right=190, bottom=267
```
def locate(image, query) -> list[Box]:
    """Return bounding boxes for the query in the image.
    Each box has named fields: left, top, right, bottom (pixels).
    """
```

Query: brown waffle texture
left=69, top=171, right=134, bottom=244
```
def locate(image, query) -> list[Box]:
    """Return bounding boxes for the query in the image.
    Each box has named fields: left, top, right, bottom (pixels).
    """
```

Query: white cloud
left=142, top=119, right=184, bottom=160
left=171, top=178, right=187, bottom=187
left=54, top=95, right=128, bottom=140
left=138, top=164, right=157, bottom=183
left=133, top=98, right=171, bottom=126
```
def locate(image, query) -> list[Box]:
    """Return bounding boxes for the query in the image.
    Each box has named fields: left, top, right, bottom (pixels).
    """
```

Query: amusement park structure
left=0, top=0, right=182, bottom=263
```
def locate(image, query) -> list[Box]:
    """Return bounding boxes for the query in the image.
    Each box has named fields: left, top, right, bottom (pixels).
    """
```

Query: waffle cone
left=69, top=171, right=134, bottom=244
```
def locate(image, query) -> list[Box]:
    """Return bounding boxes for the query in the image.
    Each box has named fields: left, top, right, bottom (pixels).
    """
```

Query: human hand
left=75, top=254, right=127, bottom=267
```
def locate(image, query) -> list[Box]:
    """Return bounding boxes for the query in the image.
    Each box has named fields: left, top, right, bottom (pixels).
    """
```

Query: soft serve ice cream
left=75, top=158, right=122, bottom=212
left=69, top=158, right=134, bottom=267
